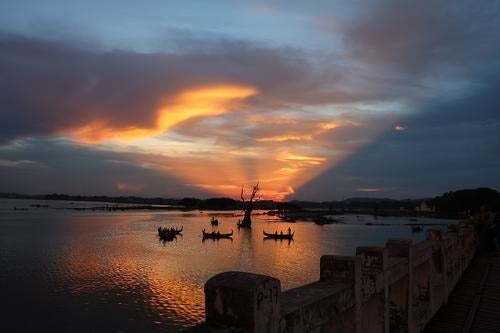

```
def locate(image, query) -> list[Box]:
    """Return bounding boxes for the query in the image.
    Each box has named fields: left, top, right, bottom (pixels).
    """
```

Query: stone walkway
left=424, top=253, right=500, bottom=333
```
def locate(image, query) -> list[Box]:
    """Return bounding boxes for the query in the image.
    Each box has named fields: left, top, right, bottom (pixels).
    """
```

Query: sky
left=0, top=0, right=499, bottom=201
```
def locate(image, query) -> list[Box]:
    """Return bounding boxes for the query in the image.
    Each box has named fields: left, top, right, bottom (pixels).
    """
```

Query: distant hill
left=282, top=188, right=500, bottom=218
left=289, top=197, right=420, bottom=212
left=342, top=197, right=397, bottom=203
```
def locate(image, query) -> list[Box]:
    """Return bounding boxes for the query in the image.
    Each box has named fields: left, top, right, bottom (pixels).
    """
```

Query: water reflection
left=0, top=199, right=455, bottom=331
left=263, top=238, right=294, bottom=246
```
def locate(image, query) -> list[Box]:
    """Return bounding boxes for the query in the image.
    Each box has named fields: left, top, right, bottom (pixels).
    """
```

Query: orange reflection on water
left=61, top=212, right=263, bottom=327
left=53, top=211, right=359, bottom=329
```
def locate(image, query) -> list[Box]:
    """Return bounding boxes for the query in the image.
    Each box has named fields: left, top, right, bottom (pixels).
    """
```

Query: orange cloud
left=116, top=182, right=144, bottom=192
left=71, top=122, right=154, bottom=143
left=87, top=103, right=378, bottom=200
left=157, top=85, right=257, bottom=130
left=254, top=119, right=361, bottom=143
left=277, top=153, right=326, bottom=165
left=357, top=188, right=383, bottom=192
left=166, top=152, right=326, bottom=200
left=256, top=134, right=313, bottom=142
left=319, top=120, right=361, bottom=131
left=69, top=84, right=258, bottom=143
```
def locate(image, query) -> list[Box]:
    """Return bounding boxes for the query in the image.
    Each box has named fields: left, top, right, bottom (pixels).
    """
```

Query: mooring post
left=204, top=271, right=281, bottom=333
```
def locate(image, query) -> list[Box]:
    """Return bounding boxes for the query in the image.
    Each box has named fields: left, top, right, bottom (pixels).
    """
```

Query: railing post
left=444, top=229, right=459, bottom=291
left=460, top=222, right=477, bottom=266
left=356, top=246, right=389, bottom=333
left=321, top=255, right=362, bottom=333
left=411, top=241, right=433, bottom=331
left=386, top=239, right=413, bottom=333
left=427, top=229, right=448, bottom=312
left=205, top=271, right=281, bottom=333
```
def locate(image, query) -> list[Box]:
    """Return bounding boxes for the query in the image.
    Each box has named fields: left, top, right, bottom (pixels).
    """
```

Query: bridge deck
left=425, top=253, right=500, bottom=333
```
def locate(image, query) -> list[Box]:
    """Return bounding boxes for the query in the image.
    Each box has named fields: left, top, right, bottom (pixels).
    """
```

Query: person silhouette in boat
left=288, top=227, right=291, bottom=235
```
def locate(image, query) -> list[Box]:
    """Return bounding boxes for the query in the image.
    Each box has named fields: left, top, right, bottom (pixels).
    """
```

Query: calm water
left=0, top=199, right=456, bottom=332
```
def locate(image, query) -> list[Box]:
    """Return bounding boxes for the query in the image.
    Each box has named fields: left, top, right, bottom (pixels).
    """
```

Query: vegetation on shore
left=1, top=187, right=499, bottom=218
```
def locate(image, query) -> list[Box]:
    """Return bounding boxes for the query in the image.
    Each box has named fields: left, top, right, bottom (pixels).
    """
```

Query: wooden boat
left=202, top=229, right=233, bottom=239
left=158, top=230, right=176, bottom=241
left=158, top=226, right=183, bottom=241
left=158, top=226, right=183, bottom=235
left=263, top=229, right=294, bottom=240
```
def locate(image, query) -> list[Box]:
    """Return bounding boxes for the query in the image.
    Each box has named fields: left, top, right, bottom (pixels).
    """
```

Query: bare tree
left=239, top=182, right=260, bottom=227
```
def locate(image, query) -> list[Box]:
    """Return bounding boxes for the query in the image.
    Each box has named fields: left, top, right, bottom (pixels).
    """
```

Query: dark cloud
left=295, top=68, right=500, bottom=200
left=343, top=0, right=500, bottom=76
left=2, top=1, right=500, bottom=199
left=0, top=139, right=214, bottom=197
left=292, top=0, right=500, bottom=200
left=0, top=32, right=364, bottom=144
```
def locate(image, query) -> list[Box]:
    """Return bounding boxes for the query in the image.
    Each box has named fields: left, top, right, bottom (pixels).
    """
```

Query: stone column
left=411, top=241, right=432, bottom=331
left=205, top=271, right=281, bottom=333
left=320, top=255, right=362, bottom=333
left=386, top=239, right=413, bottom=333
left=443, top=231, right=459, bottom=291
left=427, top=229, right=447, bottom=312
left=356, top=246, right=389, bottom=333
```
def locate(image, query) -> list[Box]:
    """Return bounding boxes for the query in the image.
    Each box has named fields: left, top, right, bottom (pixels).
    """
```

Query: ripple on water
left=1, top=207, right=456, bottom=330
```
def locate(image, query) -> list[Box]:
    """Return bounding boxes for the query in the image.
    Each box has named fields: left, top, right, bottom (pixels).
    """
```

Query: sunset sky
left=1, top=1, right=499, bottom=200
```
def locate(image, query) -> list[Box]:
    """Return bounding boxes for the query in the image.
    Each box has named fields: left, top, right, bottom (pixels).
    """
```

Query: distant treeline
left=287, top=197, right=421, bottom=212
left=287, top=188, right=500, bottom=218
left=0, top=192, right=278, bottom=211
left=1, top=192, right=183, bottom=206
left=431, top=187, right=500, bottom=216
left=2, top=187, right=499, bottom=216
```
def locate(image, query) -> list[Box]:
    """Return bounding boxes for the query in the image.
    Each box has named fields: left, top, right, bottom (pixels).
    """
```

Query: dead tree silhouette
left=239, top=182, right=260, bottom=227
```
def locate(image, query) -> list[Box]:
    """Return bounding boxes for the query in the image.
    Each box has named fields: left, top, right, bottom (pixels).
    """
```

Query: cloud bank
left=1, top=0, right=499, bottom=199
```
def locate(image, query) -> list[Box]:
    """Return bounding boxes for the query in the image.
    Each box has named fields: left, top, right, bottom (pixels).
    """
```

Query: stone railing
left=196, top=221, right=476, bottom=333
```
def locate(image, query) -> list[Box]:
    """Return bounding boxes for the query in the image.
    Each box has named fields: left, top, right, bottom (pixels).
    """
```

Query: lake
left=0, top=199, right=455, bottom=332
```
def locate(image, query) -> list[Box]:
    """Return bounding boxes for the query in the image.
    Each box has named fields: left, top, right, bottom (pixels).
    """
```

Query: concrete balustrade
left=198, top=221, right=477, bottom=333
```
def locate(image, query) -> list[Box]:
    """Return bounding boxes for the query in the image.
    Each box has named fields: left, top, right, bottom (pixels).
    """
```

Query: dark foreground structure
left=424, top=254, right=500, bottom=332
left=191, top=222, right=479, bottom=332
